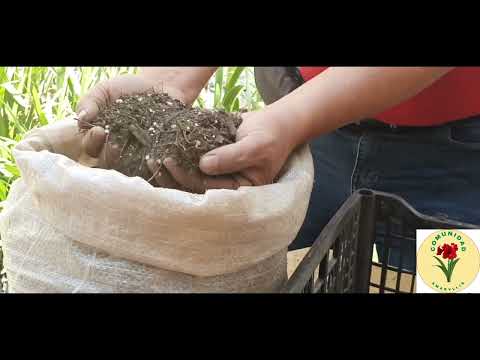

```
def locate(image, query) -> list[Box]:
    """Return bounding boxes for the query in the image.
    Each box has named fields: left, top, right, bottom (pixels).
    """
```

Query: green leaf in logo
left=433, top=256, right=450, bottom=281
left=448, top=258, right=460, bottom=282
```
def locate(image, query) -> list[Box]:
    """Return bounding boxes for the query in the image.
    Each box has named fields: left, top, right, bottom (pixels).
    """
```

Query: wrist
left=140, top=67, right=216, bottom=106
left=260, top=104, right=308, bottom=151
left=138, top=75, right=194, bottom=105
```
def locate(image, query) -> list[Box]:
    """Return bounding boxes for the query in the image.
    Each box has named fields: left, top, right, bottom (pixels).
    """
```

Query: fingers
left=238, top=167, right=272, bottom=187
left=79, top=126, right=121, bottom=169
left=199, top=136, right=260, bottom=176
left=95, top=141, right=121, bottom=170
left=232, top=173, right=254, bottom=187
left=75, top=74, right=190, bottom=130
left=146, top=159, right=180, bottom=190
left=82, top=126, right=106, bottom=158
left=76, top=81, right=110, bottom=129
left=163, top=158, right=251, bottom=194
left=75, top=75, right=153, bottom=129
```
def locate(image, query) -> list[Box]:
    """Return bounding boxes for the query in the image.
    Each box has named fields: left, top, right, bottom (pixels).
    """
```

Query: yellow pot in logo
left=417, top=230, right=480, bottom=293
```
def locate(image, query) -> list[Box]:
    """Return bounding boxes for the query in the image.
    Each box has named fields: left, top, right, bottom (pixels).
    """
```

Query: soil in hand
left=87, top=92, right=243, bottom=183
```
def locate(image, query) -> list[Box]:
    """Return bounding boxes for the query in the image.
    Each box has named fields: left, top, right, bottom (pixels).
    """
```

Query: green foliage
left=0, top=67, right=139, bottom=204
left=194, top=67, right=264, bottom=111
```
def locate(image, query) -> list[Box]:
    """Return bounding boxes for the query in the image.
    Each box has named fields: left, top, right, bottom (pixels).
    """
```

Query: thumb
left=82, top=126, right=106, bottom=158
left=76, top=81, right=110, bottom=128
left=199, top=136, right=258, bottom=175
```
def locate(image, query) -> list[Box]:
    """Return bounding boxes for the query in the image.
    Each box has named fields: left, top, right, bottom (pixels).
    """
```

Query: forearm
left=140, top=67, right=217, bottom=104
left=263, top=67, right=454, bottom=147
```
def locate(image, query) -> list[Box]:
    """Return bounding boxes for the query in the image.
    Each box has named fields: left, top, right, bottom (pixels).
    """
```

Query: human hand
left=75, top=73, right=191, bottom=129
left=75, top=73, right=196, bottom=189
left=79, top=125, right=184, bottom=189
left=161, top=109, right=299, bottom=192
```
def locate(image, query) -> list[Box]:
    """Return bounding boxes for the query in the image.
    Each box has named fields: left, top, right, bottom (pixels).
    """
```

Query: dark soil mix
left=86, top=92, right=242, bottom=182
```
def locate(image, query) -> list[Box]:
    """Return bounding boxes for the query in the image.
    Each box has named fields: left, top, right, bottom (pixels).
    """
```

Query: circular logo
left=417, top=230, right=480, bottom=293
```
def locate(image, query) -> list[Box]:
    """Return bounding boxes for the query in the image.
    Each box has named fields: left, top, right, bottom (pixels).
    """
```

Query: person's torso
left=299, top=67, right=480, bottom=127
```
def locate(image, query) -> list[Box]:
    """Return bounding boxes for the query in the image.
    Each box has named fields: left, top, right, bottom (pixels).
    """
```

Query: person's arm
left=263, top=67, right=454, bottom=148
left=193, top=67, right=455, bottom=186
left=140, top=67, right=217, bottom=105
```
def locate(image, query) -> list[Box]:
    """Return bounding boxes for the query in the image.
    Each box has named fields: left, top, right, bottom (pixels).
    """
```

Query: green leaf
left=0, top=181, right=6, bottom=201
left=55, top=67, right=66, bottom=92
left=25, top=67, right=33, bottom=96
left=0, top=82, right=29, bottom=109
left=449, top=258, right=460, bottom=278
left=226, top=67, right=245, bottom=92
left=195, top=96, right=205, bottom=109
left=232, top=98, right=240, bottom=112
left=222, top=85, right=244, bottom=112
left=40, top=68, right=55, bottom=96
left=6, top=67, right=16, bottom=80
left=67, top=67, right=81, bottom=96
left=433, top=256, right=449, bottom=279
left=447, top=260, right=453, bottom=282
left=0, top=67, right=6, bottom=82
left=80, top=67, right=94, bottom=95
left=434, top=265, right=449, bottom=282
left=0, top=136, right=17, bottom=147
left=214, top=68, right=224, bottom=108
left=4, top=164, right=19, bottom=178
left=31, top=87, right=48, bottom=126
left=4, top=102, right=26, bottom=135
left=0, top=165, right=10, bottom=178
left=0, top=118, right=8, bottom=138
left=18, top=67, right=28, bottom=92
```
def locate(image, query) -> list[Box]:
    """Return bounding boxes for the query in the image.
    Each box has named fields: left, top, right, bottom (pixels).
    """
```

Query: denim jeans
left=290, top=116, right=480, bottom=272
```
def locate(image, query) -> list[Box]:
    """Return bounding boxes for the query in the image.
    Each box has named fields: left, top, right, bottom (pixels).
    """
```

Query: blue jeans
left=290, top=116, right=480, bottom=272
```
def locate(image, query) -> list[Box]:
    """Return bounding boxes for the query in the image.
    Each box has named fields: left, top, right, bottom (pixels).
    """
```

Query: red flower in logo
left=437, top=243, right=458, bottom=260
left=443, top=244, right=453, bottom=259
left=434, top=242, right=461, bottom=283
left=449, top=243, right=458, bottom=260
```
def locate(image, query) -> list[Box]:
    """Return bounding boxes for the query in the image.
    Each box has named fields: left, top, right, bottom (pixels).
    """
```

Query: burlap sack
left=0, top=120, right=314, bottom=293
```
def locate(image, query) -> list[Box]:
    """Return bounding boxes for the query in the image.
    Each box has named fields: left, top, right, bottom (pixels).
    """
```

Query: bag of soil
left=0, top=120, right=313, bottom=293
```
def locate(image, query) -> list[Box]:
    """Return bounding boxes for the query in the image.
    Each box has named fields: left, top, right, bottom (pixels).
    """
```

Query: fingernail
left=200, top=154, right=217, bottom=171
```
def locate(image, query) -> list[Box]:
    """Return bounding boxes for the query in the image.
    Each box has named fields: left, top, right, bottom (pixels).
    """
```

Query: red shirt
left=299, top=67, right=480, bottom=127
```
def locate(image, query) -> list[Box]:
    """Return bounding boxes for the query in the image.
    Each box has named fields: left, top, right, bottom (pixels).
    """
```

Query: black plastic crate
left=283, top=189, right=479, bottom=294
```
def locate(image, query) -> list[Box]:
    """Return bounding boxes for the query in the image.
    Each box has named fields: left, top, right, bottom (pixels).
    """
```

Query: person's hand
left=200, top=111, right=297, bottom=185
left=161, top=110, right=299, bottom=192
left=77, top=126, right=120, bottom=168
left=79, top=125, right=184, bottom=189
left=75, top=74, right=191, bottom=129
left=150, top=157, right=253, bottom=194
left=76, top=73, right=195, bottom=189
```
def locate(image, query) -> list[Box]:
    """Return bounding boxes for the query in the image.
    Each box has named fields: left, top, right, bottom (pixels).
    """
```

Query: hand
left=79, top=125, right=183, bottom=189
left=76, top=74, right=191, bottom=129
left=76, top=73, right=194, bottom=189
left=162, top=110, right=299, bottom=192
left=78, top=126, right=120, bottom=169
left=153, top=157, right=253, bottom=194
left=201, top=111, right=297, bottom=185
